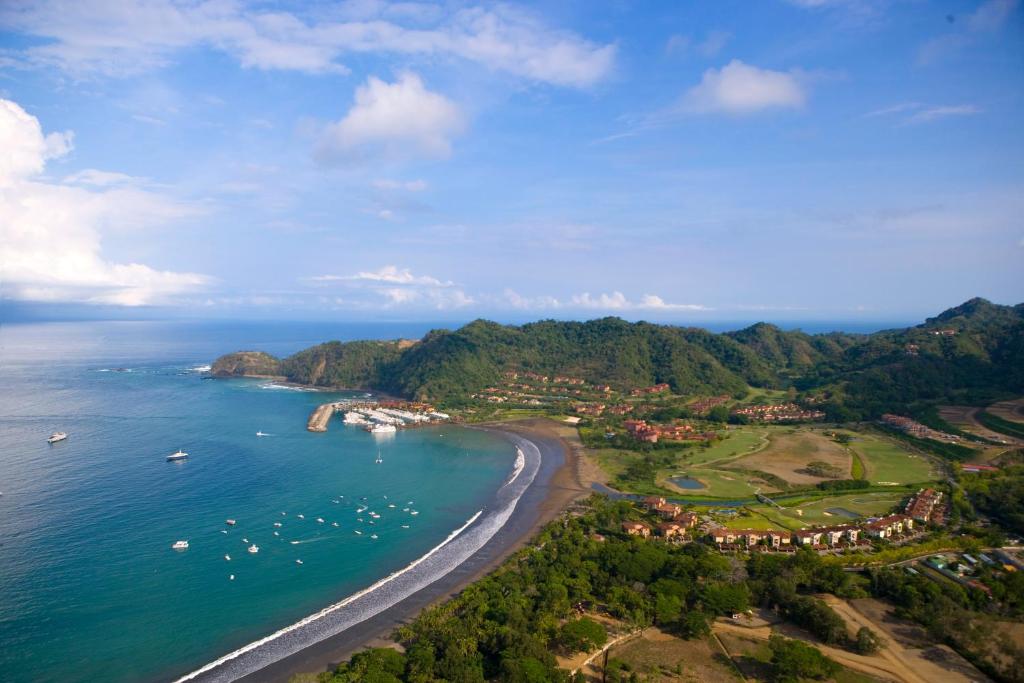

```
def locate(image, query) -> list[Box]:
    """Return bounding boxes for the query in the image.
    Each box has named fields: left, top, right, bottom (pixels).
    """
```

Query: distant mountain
left=211, top=298, right=1024, bottom=417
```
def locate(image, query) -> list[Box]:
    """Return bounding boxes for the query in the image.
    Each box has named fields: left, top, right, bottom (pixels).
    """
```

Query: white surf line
left=175, top=432, right=541, bottom=683
left=175, top=511, right=484, bottom=682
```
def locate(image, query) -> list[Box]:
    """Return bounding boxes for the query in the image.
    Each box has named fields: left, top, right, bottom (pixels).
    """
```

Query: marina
left=308, top=400, right=451, bottom=433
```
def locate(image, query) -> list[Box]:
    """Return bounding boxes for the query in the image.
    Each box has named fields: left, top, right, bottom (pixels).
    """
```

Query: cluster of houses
left=573, top=403, right=633, bottom=417
left=880, top=414, right=960, bottom=443
left=708, top=514, right=917, bottom=551
left=930, top=329, right=958, bottom=336
left=630, top=383, right=671, bottom=397
left=904, top=488, right=946, bottom=524
left=619, top=497, right=930, bottom=552
left=688, top=395, right=730, bottom=414
left=623, top=420, right=716, bottom=444
left=731, top=403, right=826, bottom=423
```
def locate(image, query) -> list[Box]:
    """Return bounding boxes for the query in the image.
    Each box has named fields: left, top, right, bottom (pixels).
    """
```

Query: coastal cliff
left=211, top=351, right=282, bottom=378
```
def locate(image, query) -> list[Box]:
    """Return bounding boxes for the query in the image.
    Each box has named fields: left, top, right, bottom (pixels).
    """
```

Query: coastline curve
left=175, top=433, right=542, bottom=683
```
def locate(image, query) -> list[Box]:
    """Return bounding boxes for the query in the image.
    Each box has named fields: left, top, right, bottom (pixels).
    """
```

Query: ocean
left=0, top=321, right=519, bottom=683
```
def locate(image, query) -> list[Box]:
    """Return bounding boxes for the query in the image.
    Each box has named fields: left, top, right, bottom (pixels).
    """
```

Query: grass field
left=731, top=430, right=851, bottom=485
left=730, top=491, right=908, bottom=530
left=677, top=428, right=767, bottom=466
left=847, top=434, right=936, bottom=485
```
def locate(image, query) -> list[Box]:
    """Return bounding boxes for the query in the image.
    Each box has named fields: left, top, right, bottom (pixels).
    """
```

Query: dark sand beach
left=237, top=418, right=590, bottom=683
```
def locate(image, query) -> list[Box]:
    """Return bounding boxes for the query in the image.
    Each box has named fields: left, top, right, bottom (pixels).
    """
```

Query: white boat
left=247, top=544, right=259, bottom=554
left=225, top=519, right=236, bottom=526
left=354, top=530, right=362, bottom=535
left=47, top=432, right=67, bottom=444
left=316, top=517, right=324, bottom=523
left=295, top=559, right=303, bottom=565
left=229, top=574, right=235, bottom=580
left=273, top=522, right=282, bottom=527
left=297, top=514, right=305, bottom=519
left=290, top=540, right=299, bottom=545
left=401, top=524, right=410, bottom=529
left=224, top=554, right=231, bottom=561
left=332, top=522, right=339, bottom=527
left=172, top=540, right=189, bottom=550
left=256, top=431, right=268, bottom=437
left=387, top=504, right=396, bottom=508
left=370, top=534, right=378, bottom=539
left=273, top=531, right=279, bottom=536
left=375, top=451, right=383, bottom=464
left=167, top=449, right=188, bottom=461
left=410, top=510, right=419, bottom=516
left=368, top=424, right=397, bottom=434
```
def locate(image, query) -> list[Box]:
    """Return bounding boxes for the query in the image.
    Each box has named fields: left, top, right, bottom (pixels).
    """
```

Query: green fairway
left=678, top=428, right=766, bottom=466
left=664, top=467, right=767, bottom=498
left=849, top=434, right=936, bottom=485
left=740, top=491, right=908, bottom=529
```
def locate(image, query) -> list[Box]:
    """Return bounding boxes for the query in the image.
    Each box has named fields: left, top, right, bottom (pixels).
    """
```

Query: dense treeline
left=316, top=497, right=754, bottom=683
left=214, top=298, right=1024, bottom=412
left=961, top=458, right=1024, bottom=535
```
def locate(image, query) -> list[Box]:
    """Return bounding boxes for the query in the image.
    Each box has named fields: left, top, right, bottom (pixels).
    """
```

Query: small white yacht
left=295, top=559, right=303, bottom=565
left=369, top=424, right=397, bottom=434
left=273, top=522, right=282, bottom=527
left=224, top=554, right=231, bottom=561
left=370, top=534, right=378, bottom=539
left=316, top=517, right=324, bottom=524
left=47, top=432, right=68, bottom=444
left=172, top=540, right=189, bottom=550
left=410, top=510, right=419, bottom=516
left=354, top=530, right=362, bottom=535
left=256, top=431, right=268, bottom=437
left=297, top=514, right=305, bottom=519
left=375, top=451, right=384, bottom=464
left=332, top=522, right=339, bottom=527
left=225, top=519, right=236, bottom=526
left=247, top=544, right=259, bottom=554
left=167, top=449, right=188, bottom=461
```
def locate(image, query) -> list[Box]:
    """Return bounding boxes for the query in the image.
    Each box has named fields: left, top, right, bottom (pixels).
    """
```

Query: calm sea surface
left=0, top=321, right=514, bottom=683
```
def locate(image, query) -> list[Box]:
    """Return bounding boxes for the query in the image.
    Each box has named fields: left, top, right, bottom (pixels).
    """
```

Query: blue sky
left=1, top=0, right=1022, bottom=324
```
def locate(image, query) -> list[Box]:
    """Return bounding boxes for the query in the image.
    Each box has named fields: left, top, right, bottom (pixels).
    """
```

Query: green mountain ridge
left=211, top=298, right=1024, bottom=417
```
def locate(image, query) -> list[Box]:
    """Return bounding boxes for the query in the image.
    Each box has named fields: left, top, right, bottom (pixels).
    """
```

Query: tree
left=707, top=405, right=731, bottom=423
left=678, top=610, right=711, bottom=639
left=558, top=617, right=607, bottom=654
left=854, top=626, right=882, bottom=655
left=768, top=636, right=840, bottom=682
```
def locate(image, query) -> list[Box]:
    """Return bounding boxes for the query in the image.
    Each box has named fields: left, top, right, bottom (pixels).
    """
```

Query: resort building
left=657, top=522, right=686, bottom=538
left=731, top=403, right=826, bottom=423
left=630, top=383, right=671, bottom=396
left=905, top=488, right=945, bottom=524
left=622, top=521, right=652, bottom=538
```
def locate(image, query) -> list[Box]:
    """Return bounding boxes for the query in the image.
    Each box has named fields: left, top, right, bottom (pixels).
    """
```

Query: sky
left=1, top=0, right=1022, bottom=325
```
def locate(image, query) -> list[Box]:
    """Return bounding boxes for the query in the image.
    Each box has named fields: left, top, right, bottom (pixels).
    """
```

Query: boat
left=172, top=540, right=189, bottom=550
left=332, top=522, right=339, bottom=527
left=47, top=432, right=67, bottom=444
left=295, top=559, right=303, bottom=565
left=167, top=449, right=188, bottom=461
left=273, top=531, right=279, bottom=536
left=401, top=524, right=410, bottom=529
left=375, top=451, right=383, bottom=464
left=290, top=540, right=299, bottom=545
left=225, top=519, right=236, bottom=526
left=410, top=510, right=419, bottom=516
left=387, top=504, right=396, bottom=508
left=256, top=431, right=268, bottom=437
left=316, top=517, right=324, bottom=523
left=368, top=424, right=397, bottom=434
left=370, top=534, right=378, bottom=539
left=297, top=514, right=305, bottom=519
left=220, top=530, right=227, bottom=534
left=229, top=574, right=235, bottom=580
left=247, top=544, right=259, bottom=554
left=273, top=522, right=282, bottom=527
left=354, top=530, right=362, bottom=535
left=224, top=554, right=231, bottom=561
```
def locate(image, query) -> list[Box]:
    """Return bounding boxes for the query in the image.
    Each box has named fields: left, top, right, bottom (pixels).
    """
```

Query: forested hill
left=211, top=298, right=1024, bottom=417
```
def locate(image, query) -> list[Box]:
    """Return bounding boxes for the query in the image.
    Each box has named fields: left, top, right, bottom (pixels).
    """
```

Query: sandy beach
left=234, top=417, right=591, bottom=683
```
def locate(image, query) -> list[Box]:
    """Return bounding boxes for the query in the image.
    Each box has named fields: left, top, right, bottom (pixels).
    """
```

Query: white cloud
left=918, top=0, right=1019, bottom=64
left=373, top=178, right=428, bottom=191
left=680, top=60, right=806, bottom=114
left=306, top=265, right=471, bottom=309
left=665, top=30, right=731, bottom=58
left=571, top=291, right=708, bottom=311
left=316, top=73, right=465, bottom=162
left=0, top=1, right=614, bottom=87
left=904, top=104, right=982, bottom=124
left=499, top=289, right=707, bottom=312
left=866, top=102, right=982, bottom=125
left=63, top=169, right=140, bottom=187
left=0, top=98, right=208, bottom=306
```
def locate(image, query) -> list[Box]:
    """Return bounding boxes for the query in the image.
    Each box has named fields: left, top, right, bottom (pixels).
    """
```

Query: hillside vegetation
left=212, top=298, right=1024, bottom=416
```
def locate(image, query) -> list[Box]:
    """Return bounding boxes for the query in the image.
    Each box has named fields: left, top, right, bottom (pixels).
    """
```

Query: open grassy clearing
left=846, top=434, right=936, bottom=485
left=677, top=428, right=767, bottom=467
left=588, top=628, right=740, bottom=682
left=988, top=398, right=1024, bottom=424
left=736, top=491, right=907, bottom=530
left=667, top=468, right=771, bottom=498
left=730, top=429, right=851, bottom=486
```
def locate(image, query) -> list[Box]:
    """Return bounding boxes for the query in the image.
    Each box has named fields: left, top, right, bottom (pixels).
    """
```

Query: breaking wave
left=176, top=433, right=541, bottom=683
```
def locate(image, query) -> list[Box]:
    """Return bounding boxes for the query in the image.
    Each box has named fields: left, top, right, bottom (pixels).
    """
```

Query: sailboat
left=375, top=450, right=383, bottom=464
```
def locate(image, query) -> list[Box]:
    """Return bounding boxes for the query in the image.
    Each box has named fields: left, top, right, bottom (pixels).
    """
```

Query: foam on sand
left=176, top=433, right=542, bottom=683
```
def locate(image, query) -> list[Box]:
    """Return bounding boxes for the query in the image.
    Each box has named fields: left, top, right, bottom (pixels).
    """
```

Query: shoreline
left=226, top=418, right=589, bottom=683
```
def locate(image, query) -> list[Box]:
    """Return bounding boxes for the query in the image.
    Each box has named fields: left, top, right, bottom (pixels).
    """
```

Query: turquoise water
left=0, top=322, right=514, bottom=683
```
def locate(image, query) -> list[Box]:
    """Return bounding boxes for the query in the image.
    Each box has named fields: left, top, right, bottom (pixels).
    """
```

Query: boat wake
left=175, top=433, right=541, bottom=683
